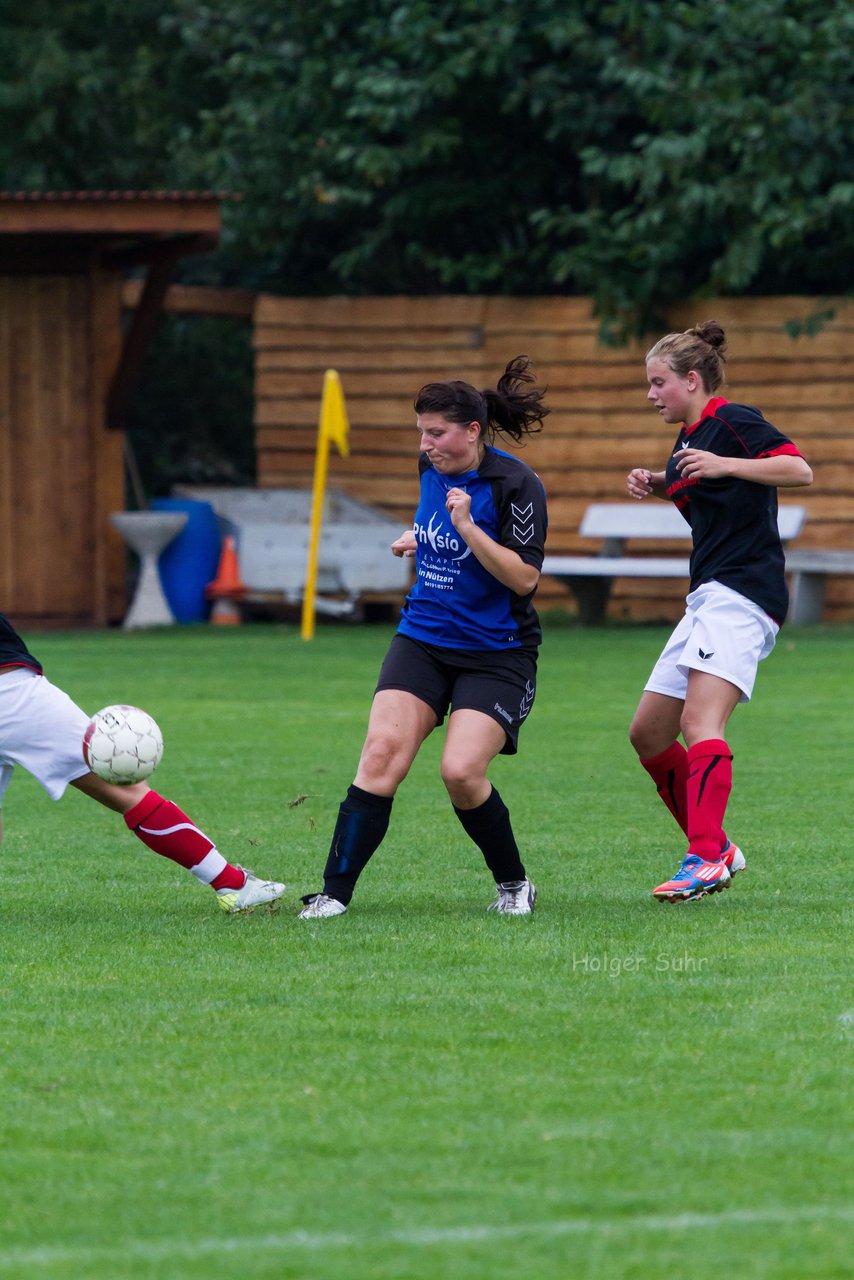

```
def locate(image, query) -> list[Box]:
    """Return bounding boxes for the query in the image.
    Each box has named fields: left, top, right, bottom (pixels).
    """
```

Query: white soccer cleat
left=216, top=869, right=286, bottom=914
left=487, top=877, right=537, bottom=915
left=298, top=893, right=348, bottom=919
left=722, top=842, right=746, bottom=877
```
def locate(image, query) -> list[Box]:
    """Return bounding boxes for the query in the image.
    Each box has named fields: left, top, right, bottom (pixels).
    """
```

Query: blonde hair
left=646, top=320, right=728, bottom=392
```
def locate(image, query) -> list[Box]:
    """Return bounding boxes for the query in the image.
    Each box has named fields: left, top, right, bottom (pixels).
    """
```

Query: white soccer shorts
left=0, top=668, right=91, bottom=805
left=644, top=579, right=779, bottom=704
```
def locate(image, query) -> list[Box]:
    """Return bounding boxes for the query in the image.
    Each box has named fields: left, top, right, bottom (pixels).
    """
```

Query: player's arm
left=627, top=468, right=668, bottom=499
left=445, top=488, right=540, bottom=595
left=456, top=520, right=540, bottom=595
left=675, top=450, right=813, bottom=487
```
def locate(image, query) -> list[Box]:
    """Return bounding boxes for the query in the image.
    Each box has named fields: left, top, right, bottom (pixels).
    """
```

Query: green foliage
left=540, top=0, right=854, bottom=335
left=0, top=0, right=209, bottom=187
left=0, top=622, right=851, bottom=1279
left=1, top=0, right=851, bottom=332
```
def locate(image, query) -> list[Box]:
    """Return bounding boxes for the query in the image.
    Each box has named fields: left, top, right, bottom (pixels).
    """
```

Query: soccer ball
left=83, top=704, right=164, bottom=785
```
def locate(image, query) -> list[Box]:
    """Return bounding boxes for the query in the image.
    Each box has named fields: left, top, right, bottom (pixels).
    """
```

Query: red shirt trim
left=683, top=397, right=729, bottom=435
left=758, top=443, right=802, bottom=459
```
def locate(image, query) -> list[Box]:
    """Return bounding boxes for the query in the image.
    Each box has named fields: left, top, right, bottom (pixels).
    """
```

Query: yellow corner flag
left=302, top=370, right=350, bottom=640
left=319, top=368, right=350, bottom=458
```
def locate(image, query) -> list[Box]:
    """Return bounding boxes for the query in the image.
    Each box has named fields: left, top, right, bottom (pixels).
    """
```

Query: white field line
left=2, top=1204, right=852, bottom=1270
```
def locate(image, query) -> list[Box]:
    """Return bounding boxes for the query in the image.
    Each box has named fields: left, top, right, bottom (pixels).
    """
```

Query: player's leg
left=299, top=688, right=438, bottom=917
left=443, top=708, right=537, bottom=907
left=676, top=585, right=777, bottom=870
left=632, top=597, right=738, bottom=890
left=630, top=608, right=703, bottom=839
left=0, top=668, right=284, bottom=913
left=679, top=670, right=742, bottom=858
left=630, top=690, right=688, bottom=834
left=651, top=584, right=775, bottom=902
left=632, top=696, right=744, bottom=868
left=651, top=671, right=743, bottom=902
left=70, top=772, right=285, bottom=913
left=442, top=656, right=537, bottom=914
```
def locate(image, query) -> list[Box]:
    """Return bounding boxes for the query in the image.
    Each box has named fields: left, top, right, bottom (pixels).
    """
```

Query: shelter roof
left=0, top=190, right=231, bottom=270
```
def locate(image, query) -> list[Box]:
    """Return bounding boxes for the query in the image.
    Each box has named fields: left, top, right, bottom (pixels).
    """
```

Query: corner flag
left=302, top=370, right=351, bottom=640
left=319, top=368, right=350, bottom=458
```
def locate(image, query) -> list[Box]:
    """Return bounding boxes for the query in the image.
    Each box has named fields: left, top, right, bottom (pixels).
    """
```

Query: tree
left=533, top=0, right=854, bottom=334
left=1, top=0, right=851, bottom=335
left=165, top=0, right=854, bottom=333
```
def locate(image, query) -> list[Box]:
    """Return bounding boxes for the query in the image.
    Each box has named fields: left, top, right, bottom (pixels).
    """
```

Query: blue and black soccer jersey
left=398, top=446, right=548, bottom=651
left=664, top=397, right=805, bottom=624
left=0, top=613, right=42, bottom=672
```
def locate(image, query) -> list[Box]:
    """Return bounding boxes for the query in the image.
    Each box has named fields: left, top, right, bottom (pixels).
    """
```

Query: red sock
left=640, top=742, right=689, bottom=836
left=686, top=740, right=733, bottom=860
left=123, top=791, right=244, bottom=889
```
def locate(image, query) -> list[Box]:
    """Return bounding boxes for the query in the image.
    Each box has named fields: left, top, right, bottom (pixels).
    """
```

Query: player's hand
left=391, top=530, right=417, bottom=558
left=445, top=487, right=472, bottom=529
left=674, top=448, right=730, bottom=481
left=627, top=468, right=654, bottom=499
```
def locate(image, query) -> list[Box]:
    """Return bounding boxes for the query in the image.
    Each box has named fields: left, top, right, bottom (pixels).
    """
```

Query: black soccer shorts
left=375, top=634, right=537, bottom=755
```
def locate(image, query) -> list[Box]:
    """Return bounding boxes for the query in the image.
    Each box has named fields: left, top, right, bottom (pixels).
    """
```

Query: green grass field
left=1, top=620, right=851, bottom=1279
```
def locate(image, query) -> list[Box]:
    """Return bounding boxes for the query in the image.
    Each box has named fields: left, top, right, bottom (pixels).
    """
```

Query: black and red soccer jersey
left=0, top=613, right=42, bottom=672
left=664, top=397, right=805, bottom=624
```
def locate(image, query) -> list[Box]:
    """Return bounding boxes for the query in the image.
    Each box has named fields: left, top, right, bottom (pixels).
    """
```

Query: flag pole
left=302, top=370, right=349, bottom=641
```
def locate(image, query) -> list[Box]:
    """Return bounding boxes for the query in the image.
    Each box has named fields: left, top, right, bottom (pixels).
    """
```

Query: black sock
left=453, top=786, right=526, bottom=884
left=322, top=784, right=393, bottom=905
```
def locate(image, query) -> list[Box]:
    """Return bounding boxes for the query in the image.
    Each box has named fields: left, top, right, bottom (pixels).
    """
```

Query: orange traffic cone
left=205, top=535, right=246, bottom=626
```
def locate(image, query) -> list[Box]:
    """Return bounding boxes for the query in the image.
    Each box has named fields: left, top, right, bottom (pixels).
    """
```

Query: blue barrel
left=150, top=498, right=222, bottom=623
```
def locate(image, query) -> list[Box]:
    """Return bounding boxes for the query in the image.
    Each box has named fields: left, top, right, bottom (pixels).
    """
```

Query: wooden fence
left=254, top=294, right=854, bottom=623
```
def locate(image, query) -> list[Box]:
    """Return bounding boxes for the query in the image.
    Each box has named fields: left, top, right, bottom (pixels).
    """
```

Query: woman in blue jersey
left=626, top=321, right=813, bottom=902
left=300, top=356, right=549, bottom=919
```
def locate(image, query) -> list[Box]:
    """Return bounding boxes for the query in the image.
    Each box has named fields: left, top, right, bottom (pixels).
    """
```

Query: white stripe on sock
left=139, top=820, right=203, bottom=838
left=190, top=849, right=228, bottom=884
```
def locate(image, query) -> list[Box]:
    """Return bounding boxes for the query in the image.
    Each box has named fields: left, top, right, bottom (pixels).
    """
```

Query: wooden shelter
left=0, top=191, right=225, bottom=627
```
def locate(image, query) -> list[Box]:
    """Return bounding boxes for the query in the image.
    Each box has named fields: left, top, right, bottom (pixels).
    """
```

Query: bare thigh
left=630, top=673, right=742, bottom=756
left=681, top=670, right=741, bottom=745
left=353, top=688, right=439, bottom=795
left=629, top=690, right=684, bottom=758
left=441, top=708, right=508, bottom=809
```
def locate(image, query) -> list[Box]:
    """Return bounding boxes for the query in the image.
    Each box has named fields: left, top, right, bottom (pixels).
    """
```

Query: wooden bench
left=541, top=503, right=808, bottom=625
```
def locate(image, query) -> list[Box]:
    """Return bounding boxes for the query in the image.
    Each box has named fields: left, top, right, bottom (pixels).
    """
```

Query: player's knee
left=440, top=756, right=481, bottom=803
left=357, top=733, right=409, bottom=790
left=679, top=707, right=725, bottom=745
left=679, top=708, right=726, bottom=746
left=628, top=716, right=654, bottom=758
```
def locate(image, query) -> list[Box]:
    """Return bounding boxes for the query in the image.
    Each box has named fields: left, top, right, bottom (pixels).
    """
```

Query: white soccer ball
left=83, top=704, right=164, bottom=785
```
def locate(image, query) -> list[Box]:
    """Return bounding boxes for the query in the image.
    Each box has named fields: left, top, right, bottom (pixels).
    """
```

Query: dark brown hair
left=414, top=355, right=549, bottom=444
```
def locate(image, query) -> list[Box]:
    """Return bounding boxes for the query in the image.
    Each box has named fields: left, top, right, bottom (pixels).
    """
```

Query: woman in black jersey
left=299, top=356, right=549, bottom=920
left=626, top=321, right=813, bottom=902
